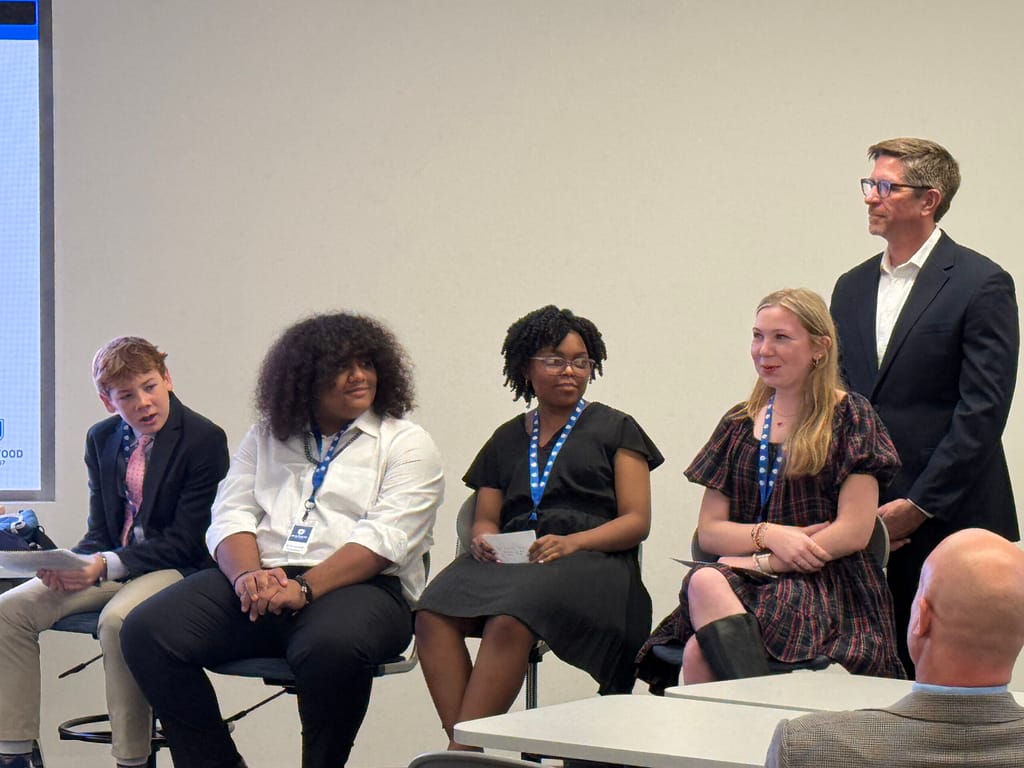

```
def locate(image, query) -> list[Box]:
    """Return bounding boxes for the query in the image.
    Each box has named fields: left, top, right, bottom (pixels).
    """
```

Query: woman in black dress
left=637, top=288, right=904, bottom=691
left=416, top=305, right=663, bottom=750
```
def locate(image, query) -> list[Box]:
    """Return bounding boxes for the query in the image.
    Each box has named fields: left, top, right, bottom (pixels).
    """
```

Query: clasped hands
left=233, top=567, right=306, bottom=621
left=470, top=533, right=580, bottom=564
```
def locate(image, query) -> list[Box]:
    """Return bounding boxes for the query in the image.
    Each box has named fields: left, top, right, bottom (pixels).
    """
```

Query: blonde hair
left=740, top=288, right=843, bottom=476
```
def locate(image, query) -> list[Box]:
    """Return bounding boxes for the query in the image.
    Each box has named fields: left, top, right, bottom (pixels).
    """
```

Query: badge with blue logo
left=283, top=521, right=316, bottom=554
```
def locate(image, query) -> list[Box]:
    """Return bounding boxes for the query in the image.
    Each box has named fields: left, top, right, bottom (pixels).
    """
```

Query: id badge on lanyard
left=284, top=521, right=316, bottom=554
left=290, top=426, right=361, bottom=554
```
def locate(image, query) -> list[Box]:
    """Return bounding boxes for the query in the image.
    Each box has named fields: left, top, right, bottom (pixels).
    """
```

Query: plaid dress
left=637, top=392, right=906, bottom=685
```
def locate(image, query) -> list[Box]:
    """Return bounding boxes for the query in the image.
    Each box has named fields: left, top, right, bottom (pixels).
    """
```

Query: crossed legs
left=682, top=567, right=749, bottom=684
left=416, top=611, right=535, bottom=749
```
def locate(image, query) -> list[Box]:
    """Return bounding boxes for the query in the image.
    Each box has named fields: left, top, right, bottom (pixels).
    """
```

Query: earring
left=812, top=356, right=822, bottom=368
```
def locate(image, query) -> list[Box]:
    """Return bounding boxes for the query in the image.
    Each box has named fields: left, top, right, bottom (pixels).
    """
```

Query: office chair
left=409, top=751, right=542, bottom=768
left=454, top=494, right=548, bottom=710
left=48, top=611, right=165, bottom=768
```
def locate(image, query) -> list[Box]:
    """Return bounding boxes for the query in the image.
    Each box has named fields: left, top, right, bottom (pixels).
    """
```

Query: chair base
left=56, top=713, right=164, bottom=768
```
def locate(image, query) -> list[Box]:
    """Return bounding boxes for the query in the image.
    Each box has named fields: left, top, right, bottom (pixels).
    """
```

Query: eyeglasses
left=860, top=178, right=931, bottom=198
left=530, top=356, right=596, bottom=372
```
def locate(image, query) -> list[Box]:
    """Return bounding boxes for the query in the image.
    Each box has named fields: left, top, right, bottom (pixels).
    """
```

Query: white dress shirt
left=875, top=226, right=943, bottom=366
left=206, top=409, right=444, bottom=603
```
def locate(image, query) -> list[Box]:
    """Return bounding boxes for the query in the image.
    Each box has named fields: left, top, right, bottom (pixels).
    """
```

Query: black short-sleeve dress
left=416, top=402, right=664, bottom=693
left=636, top=392, right=905, bottom=688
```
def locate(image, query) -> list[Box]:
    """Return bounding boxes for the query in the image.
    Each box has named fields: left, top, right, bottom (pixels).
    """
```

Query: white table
left=665, top=672, right=1024, bottom=712
left=454, top=694, right=806, bottom=768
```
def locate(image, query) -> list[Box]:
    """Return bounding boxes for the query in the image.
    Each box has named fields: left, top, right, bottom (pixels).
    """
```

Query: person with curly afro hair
left=123, top=311, right=444, bottom=768
left=416, top=305, right=664, bottom=750
left=255, top=312, right=415, bottom=440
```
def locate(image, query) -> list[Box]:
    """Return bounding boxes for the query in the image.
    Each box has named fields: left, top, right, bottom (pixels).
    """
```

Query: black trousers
left=122, top=567, right=412, bottom=768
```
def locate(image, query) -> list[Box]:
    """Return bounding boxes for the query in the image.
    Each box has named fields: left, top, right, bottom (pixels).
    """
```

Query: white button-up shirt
left=875, top=226, right=942, bottom=366
left=206, top=409, right=444, bottom=603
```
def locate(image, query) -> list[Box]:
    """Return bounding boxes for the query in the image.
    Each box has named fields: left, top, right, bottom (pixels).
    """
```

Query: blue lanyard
left=528, top=398, right=586, bottom=523
left=304, top=425, right=360, bottom=515
left=757, top=394, right=785, bottom=518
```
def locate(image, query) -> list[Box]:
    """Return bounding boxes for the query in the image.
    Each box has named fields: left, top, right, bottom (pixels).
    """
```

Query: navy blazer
left=74, top=392, right=230, bottom=577
left=831, top=232, right=1019, bottom=540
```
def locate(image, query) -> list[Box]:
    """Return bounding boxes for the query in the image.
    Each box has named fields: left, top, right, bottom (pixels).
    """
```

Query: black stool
left=49, top=611, right=165, bottom=768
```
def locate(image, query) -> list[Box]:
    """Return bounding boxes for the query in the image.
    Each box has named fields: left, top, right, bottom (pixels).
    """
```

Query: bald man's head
left=909, top=529, right=1024, bottom=684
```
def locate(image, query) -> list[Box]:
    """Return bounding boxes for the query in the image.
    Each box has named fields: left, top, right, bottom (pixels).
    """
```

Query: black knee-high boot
left=694, top=613, right=770, bottom=680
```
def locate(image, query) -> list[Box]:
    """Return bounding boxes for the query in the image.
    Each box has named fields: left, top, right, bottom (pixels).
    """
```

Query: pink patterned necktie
left=121, top=434, right=152, bottom=546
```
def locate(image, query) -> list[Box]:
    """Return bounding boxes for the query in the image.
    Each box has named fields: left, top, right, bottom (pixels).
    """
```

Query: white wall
left=29, top=1, right=1024, bottom=765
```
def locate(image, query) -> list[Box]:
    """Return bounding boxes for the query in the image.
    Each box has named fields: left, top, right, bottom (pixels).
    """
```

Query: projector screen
left=0, top=0, right=54, bottom=500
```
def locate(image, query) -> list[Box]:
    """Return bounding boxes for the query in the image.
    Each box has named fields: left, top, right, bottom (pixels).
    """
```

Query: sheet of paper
left=671, top=557, right=776, bottom=581
left=483, top=530, right=537, bottom=564
left=0, top=549, right=95, bottom=576
left=673, top=557, right=715, bottom=569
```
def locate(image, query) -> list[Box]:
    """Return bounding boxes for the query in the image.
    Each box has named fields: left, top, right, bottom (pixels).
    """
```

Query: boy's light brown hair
left=92, top=336, right=168, bottom=395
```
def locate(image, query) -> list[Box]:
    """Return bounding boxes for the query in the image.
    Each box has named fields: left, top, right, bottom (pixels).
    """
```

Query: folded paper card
left=482, top=530, right=537, bottom=564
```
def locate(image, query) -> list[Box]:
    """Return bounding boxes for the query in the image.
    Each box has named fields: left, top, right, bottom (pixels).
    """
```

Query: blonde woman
left=637, top=289, right=905, bottom=691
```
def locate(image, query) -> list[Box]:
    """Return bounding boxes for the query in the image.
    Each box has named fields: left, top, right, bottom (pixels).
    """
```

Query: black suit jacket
left=73, top=392, right=230, bottom=577
left=831, top=232, right=1019, bottom=540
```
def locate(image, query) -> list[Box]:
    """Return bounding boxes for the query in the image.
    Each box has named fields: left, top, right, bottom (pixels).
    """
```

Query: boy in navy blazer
left=0, top=337, right=229, bottom=768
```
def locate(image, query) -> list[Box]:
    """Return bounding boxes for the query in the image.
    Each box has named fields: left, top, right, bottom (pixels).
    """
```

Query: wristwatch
left=294, top=574, right=314, bottom=608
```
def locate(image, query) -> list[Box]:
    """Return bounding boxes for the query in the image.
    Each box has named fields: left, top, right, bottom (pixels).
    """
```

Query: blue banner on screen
left=0, top=0, right=51, bottom=498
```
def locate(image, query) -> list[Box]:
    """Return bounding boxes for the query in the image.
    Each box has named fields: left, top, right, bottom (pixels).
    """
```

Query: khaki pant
left=0, top=569, right=182, bottom=762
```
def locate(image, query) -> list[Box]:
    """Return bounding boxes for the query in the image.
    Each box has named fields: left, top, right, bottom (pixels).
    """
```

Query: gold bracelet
left=751, top=522, right=768, bottom=551
left=757, top=522, right=769, bottom=551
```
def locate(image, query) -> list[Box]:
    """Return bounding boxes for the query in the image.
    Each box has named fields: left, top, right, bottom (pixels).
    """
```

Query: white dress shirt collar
left=880, top=225, right=942, bottom=275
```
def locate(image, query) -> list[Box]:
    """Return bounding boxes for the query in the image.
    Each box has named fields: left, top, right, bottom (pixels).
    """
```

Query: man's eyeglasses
left=531, top=356, right=596, bottom=373
left=860, top=178, right=931, bottom=198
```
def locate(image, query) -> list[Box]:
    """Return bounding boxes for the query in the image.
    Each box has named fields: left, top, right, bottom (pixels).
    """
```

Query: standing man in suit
left=0, top=337, right=229, bottom=768
left=764, top=527, right=1024, bottom=768
left=830, top=137, right=1019, bottom=674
